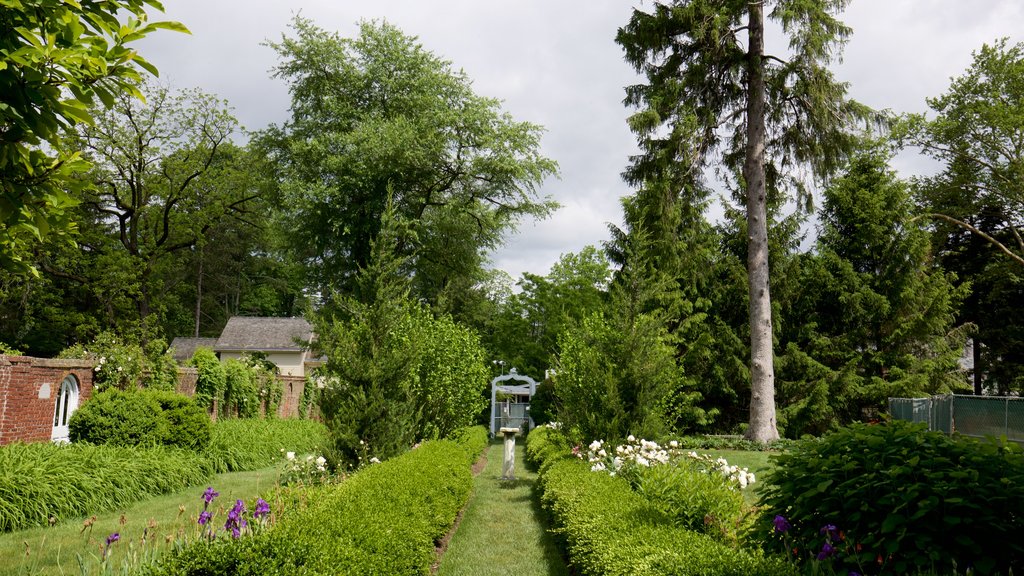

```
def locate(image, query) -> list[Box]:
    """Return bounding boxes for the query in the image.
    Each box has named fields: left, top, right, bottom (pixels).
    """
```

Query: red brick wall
left=175, top=367, right=198, bottom=397
left=0, top=356, right=94, bottom=446
left=277, top=375, right=306, bottom=418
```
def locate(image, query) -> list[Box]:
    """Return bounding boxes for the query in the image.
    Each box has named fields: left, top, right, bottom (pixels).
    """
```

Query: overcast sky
left=136, top=1, right=1024, bottom=281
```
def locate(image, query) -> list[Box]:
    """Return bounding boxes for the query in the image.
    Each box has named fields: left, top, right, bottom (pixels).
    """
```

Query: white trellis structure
left=490, top=368, right=538, bottom=436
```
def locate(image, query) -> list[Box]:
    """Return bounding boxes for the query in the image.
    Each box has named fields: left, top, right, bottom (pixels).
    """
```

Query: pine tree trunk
left=742, top=1, right=780, bottom=442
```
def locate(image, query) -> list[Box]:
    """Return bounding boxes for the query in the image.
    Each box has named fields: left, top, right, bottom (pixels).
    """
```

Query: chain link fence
left=889, top=394, right=1024, bottom=443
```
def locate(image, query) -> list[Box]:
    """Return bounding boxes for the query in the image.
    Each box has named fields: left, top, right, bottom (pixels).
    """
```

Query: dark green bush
left=757, top=421, right=1024, bottom=575
left=146, top=436, right=477, bottom=575
left=0, top=442, right=211, bottom=532
left=69, top=389, right=166, bottom=446
left=69, top=389, right=210, bottom=450
left=538, top=457, right=794, bottom=576
left=148, top=390, right=212, bottom=450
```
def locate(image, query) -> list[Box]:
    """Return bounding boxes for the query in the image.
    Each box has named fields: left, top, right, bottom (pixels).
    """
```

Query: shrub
left=538, top=457, right=793, bottom=576
left=69, top=389, right=210, bottom=450
left=145, top=436, right=478, bottom=575
left=201, top=419, right=330, bottom=473
left=223, top=359, right=260, bottom=418
left=149, top=390, right=212, bottom=450
left=634, top=460, right=746, bottom=541
left=524, top=424, right=573, bottom=473
left=70, top=389, right=166, bottom=446
left=0, top=442, right=211, bottom=532
left=757, top=421, right=1024, bottom=575
left=526, top=425, right=789, bottom=575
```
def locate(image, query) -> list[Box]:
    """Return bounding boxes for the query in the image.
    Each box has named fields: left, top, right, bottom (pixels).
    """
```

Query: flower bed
left=527, top=426, right=794, bottom=576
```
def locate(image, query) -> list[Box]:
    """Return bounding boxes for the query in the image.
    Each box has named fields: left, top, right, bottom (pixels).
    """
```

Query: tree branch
left=919, top=212, right=1024, bottom=267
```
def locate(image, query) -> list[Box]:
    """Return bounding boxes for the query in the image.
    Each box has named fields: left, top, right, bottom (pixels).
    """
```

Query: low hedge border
left=145, top=427, right=484, bottom=575
left=0, top=443, right=211, bottom=533
left=527, top=427, right=795, bottom=576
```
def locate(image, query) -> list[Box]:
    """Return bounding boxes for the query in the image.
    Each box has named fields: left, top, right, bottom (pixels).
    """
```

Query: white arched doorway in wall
left=51, top=375, right=80, bottom=443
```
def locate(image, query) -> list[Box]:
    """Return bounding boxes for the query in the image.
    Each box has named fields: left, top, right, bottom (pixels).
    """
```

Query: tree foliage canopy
left=0, top=0, right=187, bottom=273
left=259, top=17, right=558, bottom=305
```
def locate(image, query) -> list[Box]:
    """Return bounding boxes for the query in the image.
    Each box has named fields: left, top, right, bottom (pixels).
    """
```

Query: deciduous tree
left=0, top=0, right=186, bottom=273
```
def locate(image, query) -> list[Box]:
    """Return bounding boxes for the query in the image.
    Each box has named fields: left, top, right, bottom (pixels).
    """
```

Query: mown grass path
left=437, top=441, right=568, bottom=576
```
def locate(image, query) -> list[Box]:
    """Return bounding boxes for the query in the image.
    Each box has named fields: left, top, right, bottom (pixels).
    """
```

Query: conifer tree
left=616, top=0, right=872, bottom=441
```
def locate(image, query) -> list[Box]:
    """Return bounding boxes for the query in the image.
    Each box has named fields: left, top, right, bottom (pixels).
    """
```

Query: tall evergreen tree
left=777, top=148, right=969, bottom=435
left=616, top=0, right=872, bottom=441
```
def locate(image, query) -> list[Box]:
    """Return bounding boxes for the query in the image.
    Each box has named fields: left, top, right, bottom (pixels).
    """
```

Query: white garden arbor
left=489, top=368, right=538, bottom=436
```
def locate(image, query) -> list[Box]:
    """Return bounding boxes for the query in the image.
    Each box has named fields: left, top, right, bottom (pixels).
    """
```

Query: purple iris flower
left=254, top=498, right=270, bottom=519
left=820, top=524, right=840, bottom=541
left=198, top=510, right=212, bottom=526
left=817, top=542, right=835, bottom=560
left=203, top=487, right=220, bottom=504
left=773, top=515, right=792, bottom=534
left=106, top=532, right=120, bottom=546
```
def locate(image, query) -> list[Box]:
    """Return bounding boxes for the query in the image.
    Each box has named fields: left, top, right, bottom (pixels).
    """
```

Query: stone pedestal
left=499, top=427, right=519, bottom=480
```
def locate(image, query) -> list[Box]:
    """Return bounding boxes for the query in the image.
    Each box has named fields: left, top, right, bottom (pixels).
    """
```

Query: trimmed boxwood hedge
left=527, top=426, right=794, bottom=576
left=145, top=427, right=486, bottom=575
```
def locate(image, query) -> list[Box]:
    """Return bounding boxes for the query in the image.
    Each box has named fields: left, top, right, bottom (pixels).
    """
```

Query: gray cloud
left=136, top=1, right=1023, bottom=281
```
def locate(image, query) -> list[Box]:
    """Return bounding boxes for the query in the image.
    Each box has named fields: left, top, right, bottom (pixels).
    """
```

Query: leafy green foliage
left=315, top=197, right=490, bottom=466
left=189, top=346, right=225, bottom=407
left=413, top=310, right=489, bottom=439
left=0, top=442, right=210, bottom=533
left=145, top=435, right=478, bottom=575
left=58, top=332, right=179, bottom=391
left=554, top=247, right=703, bottom=442
left=904, top=39, right=1024, bottom=394
left=634, top=459, right=746, bottom=542
left=69, top=389, right=210, bottom=450
left=259, top=17, right=557, bottom=309
left=757, top=421, right=1024, bottom=574
left=0, top=0, right=186, bottom=274
left=221, top=356, right=277, bottom=419
left=535, top=453, right=794, bottom=575
left=201, top=419, right=329, bottom=474
left=484, top=246, right=611, bottom=377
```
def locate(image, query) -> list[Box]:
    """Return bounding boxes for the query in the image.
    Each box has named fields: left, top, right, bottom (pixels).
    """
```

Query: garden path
left=436, top=441, right=569, bottom=576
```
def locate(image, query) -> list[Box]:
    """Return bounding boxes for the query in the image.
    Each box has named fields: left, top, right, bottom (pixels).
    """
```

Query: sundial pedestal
left=499, top=427, right=519, bottom=480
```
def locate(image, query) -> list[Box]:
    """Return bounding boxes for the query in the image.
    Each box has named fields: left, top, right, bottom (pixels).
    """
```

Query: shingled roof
left=215, top=317, right=313, bottom=352
left=169, top=337, right=219, bottom=363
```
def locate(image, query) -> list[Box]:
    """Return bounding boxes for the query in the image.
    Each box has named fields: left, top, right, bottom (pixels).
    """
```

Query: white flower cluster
left=280, top=449, right=331, bottom=485
left=685, top=451, right=756, bottom=489
left=583, top=436, right=756, bottom=489
left=542, top=421, right=563, bottom=430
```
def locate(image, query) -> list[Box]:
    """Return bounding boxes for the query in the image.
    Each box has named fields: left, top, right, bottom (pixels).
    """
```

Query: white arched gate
left=51, top=375, right=80, bottom=443
left=490, top=368, right=538, bottom=436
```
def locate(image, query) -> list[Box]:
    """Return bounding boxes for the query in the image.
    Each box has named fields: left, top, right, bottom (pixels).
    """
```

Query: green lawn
left=437, top=441, right=568, bottom=576
left=1, top=465, right=279, bottom=575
